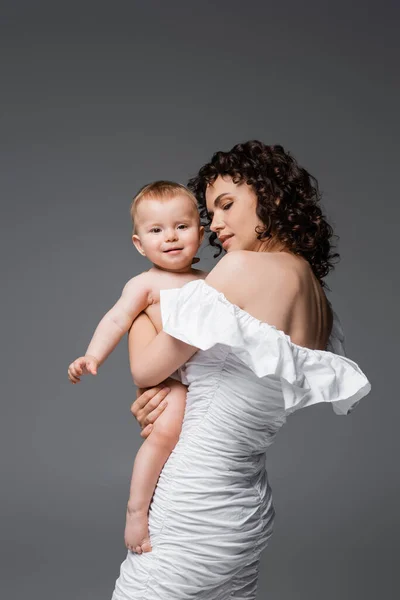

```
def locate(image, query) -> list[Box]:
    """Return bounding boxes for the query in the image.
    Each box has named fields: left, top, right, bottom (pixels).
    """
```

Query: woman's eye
left=223, top=203, right=233, bottom=211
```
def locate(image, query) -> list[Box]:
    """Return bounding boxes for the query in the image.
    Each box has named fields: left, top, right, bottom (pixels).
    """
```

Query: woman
left=111, top=141, right=371, bottom=599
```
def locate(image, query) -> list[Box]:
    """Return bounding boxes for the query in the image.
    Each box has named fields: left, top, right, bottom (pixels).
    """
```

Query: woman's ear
left=132, top=234, right=146, bottom=257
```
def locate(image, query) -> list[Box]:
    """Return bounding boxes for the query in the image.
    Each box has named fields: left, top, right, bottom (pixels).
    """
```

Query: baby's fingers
left=68, top=358, right=85, bottom=381
left=68, top=366, right=81, bottom=384
left=86, top=359, right=98, bottom=375
left=73, top=363, right=83, bottom=376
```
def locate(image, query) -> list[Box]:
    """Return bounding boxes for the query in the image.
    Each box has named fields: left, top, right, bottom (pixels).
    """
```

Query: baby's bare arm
left=85, top=274, right=152, bottom=364
left=68, top=273, right=154, bottom=383
left=86, top=273, right=150, bottom=364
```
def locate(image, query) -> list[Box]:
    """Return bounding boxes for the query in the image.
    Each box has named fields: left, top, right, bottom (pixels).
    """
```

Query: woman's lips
left=221, top=236, right=233, bottom=249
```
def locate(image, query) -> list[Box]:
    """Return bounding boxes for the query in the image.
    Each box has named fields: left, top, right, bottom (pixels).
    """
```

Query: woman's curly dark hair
left=188, top=140, right=339, bottom=287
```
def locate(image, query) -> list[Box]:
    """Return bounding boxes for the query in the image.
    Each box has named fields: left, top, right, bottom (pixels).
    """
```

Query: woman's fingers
left=131, top=386, right=169, bottom=414
left=131, top=386, right=170, bottom=428
left=142, top=399, right=168, bottom=427
left=133, top=386, right=164, bottom=411
left=140, top=424, right=153, bottom=439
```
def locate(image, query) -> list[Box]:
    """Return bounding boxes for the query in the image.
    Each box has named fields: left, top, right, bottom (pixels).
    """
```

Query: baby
left=68, top=181, right=207, bottom=554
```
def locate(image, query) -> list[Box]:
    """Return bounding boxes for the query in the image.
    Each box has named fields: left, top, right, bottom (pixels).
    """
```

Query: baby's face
left=132, top=195, right=204, bottom=271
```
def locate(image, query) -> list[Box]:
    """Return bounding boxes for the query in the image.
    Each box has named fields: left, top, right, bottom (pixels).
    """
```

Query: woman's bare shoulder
left=205, top=251, right=253, bottom=289
left=206, top=251, right=330, bottom=344
left=206, top=251, right=304, bottom=305
left=209, top=250, right=306, bottom=279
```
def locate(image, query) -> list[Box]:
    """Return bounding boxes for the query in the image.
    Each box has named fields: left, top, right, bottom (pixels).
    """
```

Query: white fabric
left=112, top=280, right=371, bottom=600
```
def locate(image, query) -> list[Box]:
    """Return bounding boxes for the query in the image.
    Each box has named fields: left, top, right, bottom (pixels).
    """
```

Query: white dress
left=111, top=280, right=371, bottom=600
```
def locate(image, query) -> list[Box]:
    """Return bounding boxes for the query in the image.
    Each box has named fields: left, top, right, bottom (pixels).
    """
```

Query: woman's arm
left=131, top=252, right=255, bottom=388
left=129, top=254, right=247, bottom=388
left=128, top=313, right=175, bottom=437
left=128, top=308, right=197, bottom=388
left=130, top=330, right=197, bottom=388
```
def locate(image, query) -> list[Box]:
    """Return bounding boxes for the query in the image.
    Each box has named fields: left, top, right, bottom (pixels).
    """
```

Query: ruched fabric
left=112, top=280, right=371, bottom=599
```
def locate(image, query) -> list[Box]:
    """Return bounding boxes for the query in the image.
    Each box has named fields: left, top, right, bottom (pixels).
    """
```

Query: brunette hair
left=130, top=180, right=199, bottom=232
left=188, top=140, right=339, bottom=286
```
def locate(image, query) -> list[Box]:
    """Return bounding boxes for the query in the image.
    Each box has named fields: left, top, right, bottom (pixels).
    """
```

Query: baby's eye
left=223, top=203, right=233, bottom=211
left=177, top=224, right=188, bottom=230
left=150, top=227, right=161, bottom=233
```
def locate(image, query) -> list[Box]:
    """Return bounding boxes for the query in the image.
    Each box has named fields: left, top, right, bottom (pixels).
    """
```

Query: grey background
left=1, top=1, right=399, bottom=598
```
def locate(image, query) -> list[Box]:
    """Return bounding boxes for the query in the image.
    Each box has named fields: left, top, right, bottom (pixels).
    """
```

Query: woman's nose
left=210, top=214, right=224, bottom=233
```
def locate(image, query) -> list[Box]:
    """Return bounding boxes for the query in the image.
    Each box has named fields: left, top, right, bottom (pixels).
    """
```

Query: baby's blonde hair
left=130, top=180, right=199, bottom=233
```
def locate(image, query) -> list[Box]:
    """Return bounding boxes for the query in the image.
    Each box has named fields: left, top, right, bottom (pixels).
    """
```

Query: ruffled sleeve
left=160, top=280, right=371, bottom=416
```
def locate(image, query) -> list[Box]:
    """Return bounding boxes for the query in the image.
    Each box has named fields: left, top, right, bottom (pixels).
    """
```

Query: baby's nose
left=164, top=228, right=178, bottom=241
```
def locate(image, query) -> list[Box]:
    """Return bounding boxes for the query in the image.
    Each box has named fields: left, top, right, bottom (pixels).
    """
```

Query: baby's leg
left=125, top=377, right=187, bottom=553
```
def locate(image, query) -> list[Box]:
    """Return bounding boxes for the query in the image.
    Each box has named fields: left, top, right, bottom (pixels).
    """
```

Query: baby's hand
left=68, top=355, right=98, bottom=384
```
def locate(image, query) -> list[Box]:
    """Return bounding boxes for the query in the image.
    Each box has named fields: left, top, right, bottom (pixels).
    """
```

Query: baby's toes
left=141, top=539, right=152, bottom=553
left=135, top=545, right=143, bottom=554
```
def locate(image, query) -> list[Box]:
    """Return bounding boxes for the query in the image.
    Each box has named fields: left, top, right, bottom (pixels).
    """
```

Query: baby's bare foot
left=124, top=505, right=152, bottom=554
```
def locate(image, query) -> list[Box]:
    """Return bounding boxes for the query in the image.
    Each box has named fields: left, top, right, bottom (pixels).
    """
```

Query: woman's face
left=205, top=175, right=266, bottom=252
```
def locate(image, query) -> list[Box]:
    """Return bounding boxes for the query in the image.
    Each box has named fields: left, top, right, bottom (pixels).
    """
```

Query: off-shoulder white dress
left=112, top=280, right=371, bottom=600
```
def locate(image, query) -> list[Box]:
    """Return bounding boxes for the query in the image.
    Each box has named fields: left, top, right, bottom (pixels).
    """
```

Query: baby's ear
left=199, top=225, right=205, bottom=244
left=132, top=234, right=146, bottom=257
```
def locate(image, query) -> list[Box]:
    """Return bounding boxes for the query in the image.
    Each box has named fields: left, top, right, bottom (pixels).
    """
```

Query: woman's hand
left=131, top=385, right=171, bottom=438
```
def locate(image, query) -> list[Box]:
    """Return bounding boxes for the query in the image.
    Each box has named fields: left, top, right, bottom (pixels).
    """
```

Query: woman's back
left=207, top=250, right=333, bottom=351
